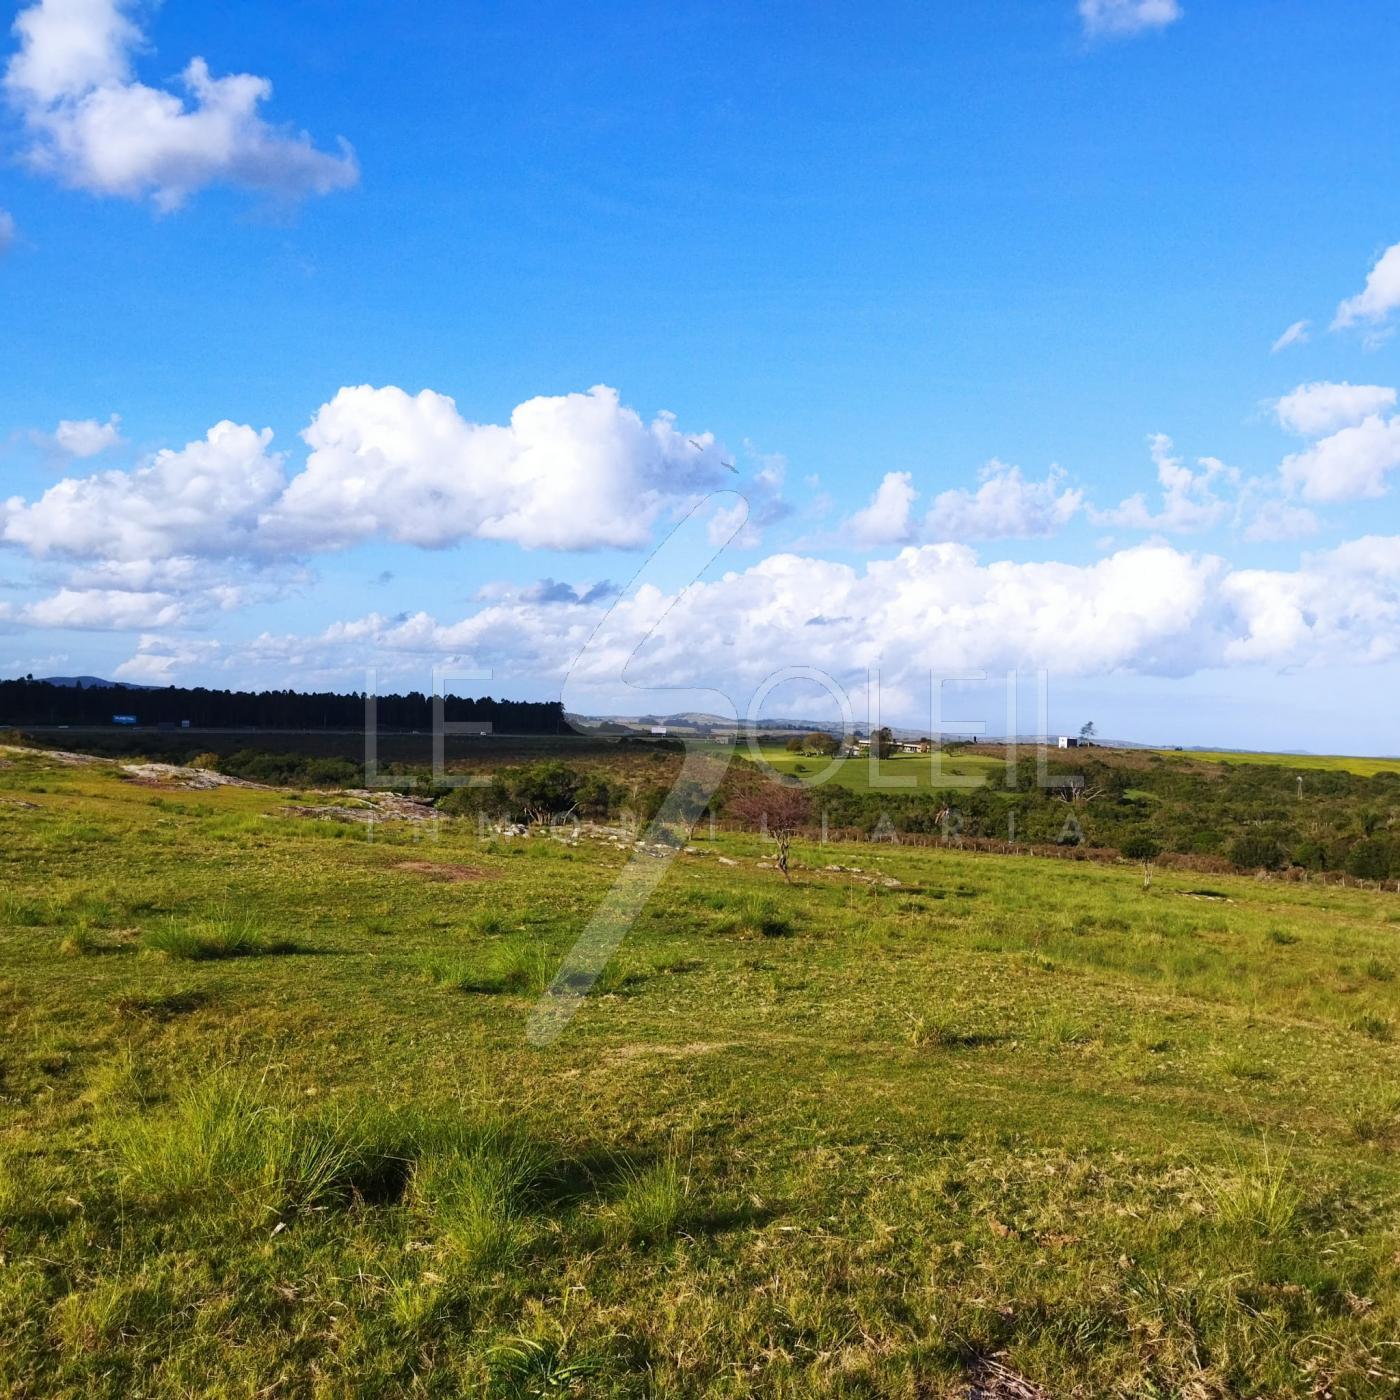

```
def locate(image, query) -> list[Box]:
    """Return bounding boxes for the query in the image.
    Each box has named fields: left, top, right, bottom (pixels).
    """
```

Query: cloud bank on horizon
left=4, top=355, right=1400, bottom=704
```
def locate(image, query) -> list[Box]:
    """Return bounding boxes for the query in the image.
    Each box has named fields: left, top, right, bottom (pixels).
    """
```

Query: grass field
left=741, top=745, right=1004, bottom=791
left=1156, top=748, right=1400, bottom=779
left=754, top=740, right=1400, bottom=792
left=3, top=745, right=1400, bottom=1395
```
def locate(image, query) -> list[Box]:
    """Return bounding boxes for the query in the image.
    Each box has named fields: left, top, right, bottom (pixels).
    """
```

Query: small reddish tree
left=729, top=783, right=812, bottom=883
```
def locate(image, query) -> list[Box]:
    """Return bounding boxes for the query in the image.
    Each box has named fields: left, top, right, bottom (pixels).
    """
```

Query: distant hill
left=40, top=675, right=150, bottom=689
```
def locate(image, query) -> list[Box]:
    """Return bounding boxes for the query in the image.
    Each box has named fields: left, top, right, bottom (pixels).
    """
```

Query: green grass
left=2, top=746, right=1400, bottom=1395
left=420, top=937, right=555, bottom=995
left=108, top=1069, right=380, bottom=1215
left=1158, top=746, right=1400, bottom=777
left=736, top=743, right=1003, bottom=790
left=140, top=915, right=300, bottom=960
left=714, top=891, right=795, bottom=938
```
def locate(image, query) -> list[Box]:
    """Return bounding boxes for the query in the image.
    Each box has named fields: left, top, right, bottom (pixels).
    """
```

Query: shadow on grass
left=141, top=921, right=315, bottom=961
left=115, top=988, right=216, bottom=1021
left=60, top=929, right=138, bottom=956
left=102, top=1080, right=769, bottom=1261
left=906, top=1014, right=1006, bottom=1050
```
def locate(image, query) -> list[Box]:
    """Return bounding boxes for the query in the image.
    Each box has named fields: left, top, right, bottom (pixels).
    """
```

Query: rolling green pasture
left=740, top=744, right=1003, bottom=791
left=1158, top=748, right=1400, bottom=779
left=3, top=746, right=1400, bottom=1395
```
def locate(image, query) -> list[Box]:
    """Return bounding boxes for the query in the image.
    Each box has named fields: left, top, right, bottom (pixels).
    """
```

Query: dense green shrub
left=1121, top=836, right=1160, bottom=862
left=1291, top=839, right=1328, bottom=871
left=1346, top=838, right=1394, bottom=880
left=1227, top=833, right=1286, bottom=871
left=218, top=750, right=361, bottom=788
left=574, top=771, right=621, bottom=818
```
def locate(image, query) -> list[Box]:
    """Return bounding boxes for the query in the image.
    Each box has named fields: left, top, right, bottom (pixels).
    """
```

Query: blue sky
left=2, top=0, right=1400, bottom=750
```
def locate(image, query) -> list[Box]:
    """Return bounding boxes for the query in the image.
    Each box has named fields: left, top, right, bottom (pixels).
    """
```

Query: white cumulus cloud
left=21, top=586, right=184, bottom=630
left=1079, top=0, right=1182, bottom=39
left=1274, top=381, right=1397, bottom=438
left=4, top=0, right=358, bottom=210
left=846, top=471, right=917, bottom=547
left=846, top=462, right=1082, bottom=547
left=1241, top=499, right=1318, bottom=543
left=104, top=530, right=1400, bottom=696
left=112, top=634, right=220, bottom=683
left=49, top=412, right=123, bottom=457
left=1, top=420, right=285, bottom=560
left=0, top=385, right=744, bottom=575
left=926, top=461, right=1082, bottom=541
left=1334, top=241, right=1400, bottom=333
left=1280, top=414, right=1400, bottom=503
left=1095, top=434, right=1232, bottom=533
left=1222, top=536, right=1400, bottom=666
left=254, top=542, right=1225, bottom=700
left=266, top=384, right=736, bottom=553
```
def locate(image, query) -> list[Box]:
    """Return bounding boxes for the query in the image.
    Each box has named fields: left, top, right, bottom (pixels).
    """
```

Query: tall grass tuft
left=0, top=892, right=51, bottom=928
left=109, top=1071, right=370, bottom=1216
left=141, top=916, right=298, bottom=961
left=1350, top=1086, right=1400, bottom=1143
left=421, top=938, right=553, bottom=995
left=82, top=1046, right=158, bottom=1109
left=1220, top=1050, right=1276, bottom=1082
left=719, top=894, right=794, bottom=939
left=1037, top=1013, right=1095, bottom=1046
left=1201, top=1141, right=1302, bottom=1236
left=905, top=1011, right=986, bottom=1048
left=606, top=1152, right=692, bottom=1246
left=60, top=927, right=106, bottom=956
left=1352, top=1013, right=1395, bottom=1043
left=484, top=1334, right=608, bottom=1392
left=409, top=1118, right=553, bottom=1267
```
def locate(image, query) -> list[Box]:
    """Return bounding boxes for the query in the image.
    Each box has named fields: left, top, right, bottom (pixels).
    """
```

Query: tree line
left=0, top=677, right=574, bottom=735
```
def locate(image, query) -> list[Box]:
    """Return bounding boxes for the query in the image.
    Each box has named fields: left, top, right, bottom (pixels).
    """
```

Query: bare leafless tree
left=729, top=784, right=812, bottom=882
left=1051, top=777, right=1103, bottom=805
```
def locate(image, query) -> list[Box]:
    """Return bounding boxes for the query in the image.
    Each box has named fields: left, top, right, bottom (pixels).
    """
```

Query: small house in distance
left=1057, top=735, right=1081, bottom=748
